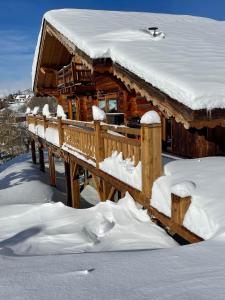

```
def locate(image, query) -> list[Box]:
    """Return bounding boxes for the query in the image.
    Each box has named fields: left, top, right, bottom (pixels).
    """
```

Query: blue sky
left=1, top=0, right=225, bottom=96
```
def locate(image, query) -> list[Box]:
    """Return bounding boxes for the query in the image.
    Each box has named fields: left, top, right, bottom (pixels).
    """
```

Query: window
left=98, top=98, right=118, bottom=113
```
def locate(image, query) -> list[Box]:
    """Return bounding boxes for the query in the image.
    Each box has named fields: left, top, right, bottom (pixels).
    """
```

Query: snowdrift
left=0, top=155, right=177, bottom=255
left=152, top=157, right=225, bottom=239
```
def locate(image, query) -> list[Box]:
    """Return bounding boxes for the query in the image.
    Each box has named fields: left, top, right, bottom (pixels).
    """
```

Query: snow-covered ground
left=1, top=154, right=225, bottom=298
left=34, top=9, right=225, bottom=110
left=0, top=154, right=177, bottom=256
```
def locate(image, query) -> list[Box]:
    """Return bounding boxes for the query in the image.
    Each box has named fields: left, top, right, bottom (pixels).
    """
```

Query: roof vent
left=148, top=27, right=159, bottom=37
left=142, top=27, right=165, bottom=40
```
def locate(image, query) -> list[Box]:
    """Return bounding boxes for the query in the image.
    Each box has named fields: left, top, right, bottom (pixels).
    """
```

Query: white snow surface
left=57, top=104, right=67, bottom=119
left=42, top=104, right=50, bottom=117
left=2, top=157, right=225, bottom=298
left=171, top=180, right=196, bottom=198
left=100, top=151, right=142, bottom=191
left=32, top=106, right=39, bottom=115
left=0, top=155, right=176, bottom=256
left=140, top=110, right=161, bottom=124
left=92, top=105, right=106, bottom=121
left=32, top=9, right=225, bottom=110
left=25, top=107, right=31, bottom=114
left=151, top=157, right=225, bottom=239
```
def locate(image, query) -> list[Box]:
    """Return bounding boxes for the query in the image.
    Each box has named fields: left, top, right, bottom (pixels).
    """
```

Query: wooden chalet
left=28, top=9, right=225, bottom=243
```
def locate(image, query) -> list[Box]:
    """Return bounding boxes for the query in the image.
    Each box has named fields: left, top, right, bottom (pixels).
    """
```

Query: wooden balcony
left=27, top=115, right=202, bottom=243
left=57, top=62, right=94, bottom=93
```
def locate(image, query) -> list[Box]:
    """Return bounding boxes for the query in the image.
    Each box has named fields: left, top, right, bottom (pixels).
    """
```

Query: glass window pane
left=108, top=99, right=117, bottom=112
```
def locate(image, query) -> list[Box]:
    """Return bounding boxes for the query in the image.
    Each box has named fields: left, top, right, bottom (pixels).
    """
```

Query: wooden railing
left=57, top=62, right=93, bottom=90
left=27, top=115, right=161, bottom=199
left=27, top=115, right=203, bottom=243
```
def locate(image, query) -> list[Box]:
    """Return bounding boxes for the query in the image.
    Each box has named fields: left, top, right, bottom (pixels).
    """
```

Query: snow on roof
left=33, top=9, right=225, bottom=110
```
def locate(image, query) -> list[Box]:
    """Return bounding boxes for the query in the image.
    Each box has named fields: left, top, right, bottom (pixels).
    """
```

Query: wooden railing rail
left=27, top=115, right=162, bottom=198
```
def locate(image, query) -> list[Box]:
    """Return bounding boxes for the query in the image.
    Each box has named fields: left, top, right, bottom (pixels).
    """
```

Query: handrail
left=27, top=115, right=162, bottom=201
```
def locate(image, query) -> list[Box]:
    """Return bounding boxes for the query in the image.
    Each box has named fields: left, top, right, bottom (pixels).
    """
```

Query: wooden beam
left=171, top=194, right=192, bottom=225
left=70, top=161, right=80, bottom=208
left=48, top=150, right=56, bottom=187
left=107, top=186, right=116, bottom=201
left=64, top=161, right=72, bottom=207
left=141, top=124, right=162, bottom=204
left=31, top=139, right=36, bottom=164
left=38, top=143, right=45, bottom=172
left=94, top=121, right=105, bottom=168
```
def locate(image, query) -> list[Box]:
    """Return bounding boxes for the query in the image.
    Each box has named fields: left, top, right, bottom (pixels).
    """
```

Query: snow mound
left=57, top=105, right=67, bottom=119
left=0, top=193, right=177, bottom=255
left=25, top=107, right=31, bottom=114
left=140, top=110, right=161, bottom=124
left=42, top=104, right=50, bottom=117
left=99, top=151, right=142, bottom=190
left=151, top=157, right=225, bottom=239
left=32, top=106, right=39, bottom=115
left=92, top=105, right=106, bottom=121
left=171, top=181, right=196, bottom=198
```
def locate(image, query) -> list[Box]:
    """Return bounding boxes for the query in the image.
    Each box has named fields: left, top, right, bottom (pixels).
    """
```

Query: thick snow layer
left=32, top=106, right=39, bottom=115
left=0, top=193, right=177, bottom=255
left=25, top=107, right=31, bottom=114
left=42, top=104, right=50, bottom=117
left=57, top=104, right=67, bottom=119
left=45, top=127, right=60, bottom=146
left=171, top=181, right=196, bottom=198
left=33, top=9, right=225, bottom=110
left=92, top=105, right=106, bottom=121
left=152, top=157, right=225, bottom=239
left=0, top=155, right=176, bottom=256
left=100, top=151, right=142, bottom=190
left=140, top=110, right=161, bottom=124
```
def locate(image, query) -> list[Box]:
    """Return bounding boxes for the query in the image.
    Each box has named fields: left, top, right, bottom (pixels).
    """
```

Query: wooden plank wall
left=172, top=121, right=219, bottom=157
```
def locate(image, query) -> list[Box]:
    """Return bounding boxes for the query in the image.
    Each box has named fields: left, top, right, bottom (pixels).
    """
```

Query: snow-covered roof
left=33, top=9, right=225, bottom=110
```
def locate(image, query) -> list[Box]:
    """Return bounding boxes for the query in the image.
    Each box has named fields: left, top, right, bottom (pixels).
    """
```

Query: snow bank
left=33, top=9, right=225, bottom=110
left=99, top=151, right=142, bottom=190
left=92, top=105, right=106, bottom=121
left=140, top=110, right=161, bottom=124
left=151, top=157, right=225, bottom=239
left=0, top=193, right=177, bottom=255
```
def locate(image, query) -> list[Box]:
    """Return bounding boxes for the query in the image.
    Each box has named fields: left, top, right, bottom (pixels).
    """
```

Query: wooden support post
left=70, top=161, right=80, bottom=208
left=57, top=117, right=64, bottom=147
left=48, top=150, right=56, bottom=187
left=64, top=161, right=72, bottom=207
left=68, top=99, right=73, bottom=120
left=94, top=121, right=105, bottom=168
left=39, top=143, right=45, bottom=172
left=31, top=139, right=36, bottom=164
left=171, top=193, right=191, bottom=225
left=141, top=123, right=162, bottom=204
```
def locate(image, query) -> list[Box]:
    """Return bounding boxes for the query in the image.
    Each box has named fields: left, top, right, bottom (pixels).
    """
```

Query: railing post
left=171, top=193, right=191, bottom=225
left=48, top=149, right=56, bottom=187
left=94, top=121, right=104, bottom=168
left=38, top=143, right=45, bottom=172
left=31, top=139, right=36, bottom=164
left=57, top=117, right=64, bottom=147
left=141, top=123, right=162, bottom=203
